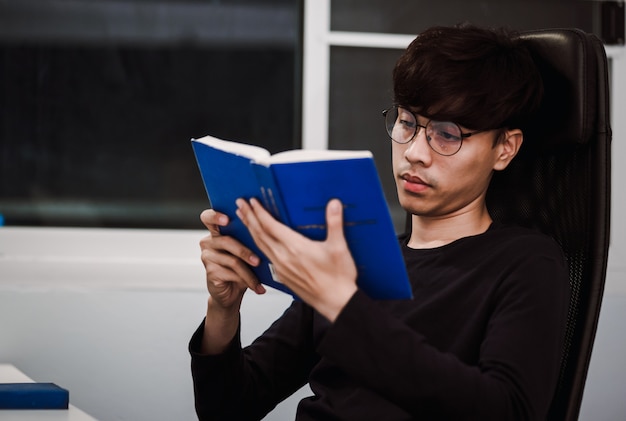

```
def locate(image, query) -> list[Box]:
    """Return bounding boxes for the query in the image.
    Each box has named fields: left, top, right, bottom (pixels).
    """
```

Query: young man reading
left=189, top=24, right=570, bottom=420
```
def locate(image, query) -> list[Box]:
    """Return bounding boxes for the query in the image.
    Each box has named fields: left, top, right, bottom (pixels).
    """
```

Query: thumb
left=325, top=199, right=346, bottom=245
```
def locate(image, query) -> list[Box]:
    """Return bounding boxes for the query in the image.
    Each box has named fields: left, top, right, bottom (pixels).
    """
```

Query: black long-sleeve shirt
left=189, top=223, right=570, bottom=420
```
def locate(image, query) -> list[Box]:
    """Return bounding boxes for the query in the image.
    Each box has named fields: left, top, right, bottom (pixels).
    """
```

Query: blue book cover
left=0, top=383, right=69, bottom=409
left=191, top=135, right=412, bottom=300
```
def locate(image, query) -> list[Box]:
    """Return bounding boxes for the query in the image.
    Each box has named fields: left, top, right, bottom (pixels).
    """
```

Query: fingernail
left=249, top=255, right=260, bottom=266
left=329, top=199, right=342, bottom=214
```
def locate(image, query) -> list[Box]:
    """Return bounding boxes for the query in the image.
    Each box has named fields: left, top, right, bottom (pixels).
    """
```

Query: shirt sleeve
left=189, top=319, right=249, bottom=421
left=189, top=300, right=319, bottom=421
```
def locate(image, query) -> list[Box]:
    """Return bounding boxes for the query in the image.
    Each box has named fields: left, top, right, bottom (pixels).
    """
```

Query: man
left=189, top=24, right=570, bottom=420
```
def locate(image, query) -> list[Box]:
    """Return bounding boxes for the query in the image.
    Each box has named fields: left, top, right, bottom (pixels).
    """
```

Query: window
left=1, top=0, right=622, bottom=231
left=0, top=0, right=302, bottom=229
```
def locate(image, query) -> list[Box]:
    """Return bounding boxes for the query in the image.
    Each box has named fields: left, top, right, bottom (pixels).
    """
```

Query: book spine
left=250, top=163, right=292, bottom=227
left=247, top=162, right=298, bottom=297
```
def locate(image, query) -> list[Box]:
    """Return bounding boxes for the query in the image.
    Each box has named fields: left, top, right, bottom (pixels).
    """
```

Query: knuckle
left=199, top=235, right=212, bottom=248
left=200, top=249, right=215, bottom=266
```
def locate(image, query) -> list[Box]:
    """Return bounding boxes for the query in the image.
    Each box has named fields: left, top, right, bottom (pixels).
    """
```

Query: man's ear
left=493, top=129, right=523, bottom=171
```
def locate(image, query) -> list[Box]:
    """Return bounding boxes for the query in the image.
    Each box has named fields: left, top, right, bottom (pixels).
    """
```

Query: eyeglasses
left=382, top=105, right=481, bottom=156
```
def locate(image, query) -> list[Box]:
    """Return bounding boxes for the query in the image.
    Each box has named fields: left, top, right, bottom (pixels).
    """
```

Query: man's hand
left=200, top=209, right=266, bottom=306
left=236, top=198, right=358, bottom=322
left=198, top=209, right=265, bottom=354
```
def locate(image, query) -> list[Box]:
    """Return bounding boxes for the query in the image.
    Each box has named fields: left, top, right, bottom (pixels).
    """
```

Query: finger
left=236, top=198, right=270, bottom=245
left=247, top=198, right=293, bottom=241
left=234, top=198, right=252, bottom=227
left=200, top=209, right=229, bottom=235
left=235, top=199, right=290, bottom=281
left=205, top=260, right=260, bottom=295
left=325, top=199, right=347, bottom=246
left=201, top=245, right=265, bottom=294
left=200, top=234, right=260, bottom=267
left=200, top=209, right=229, bottom=226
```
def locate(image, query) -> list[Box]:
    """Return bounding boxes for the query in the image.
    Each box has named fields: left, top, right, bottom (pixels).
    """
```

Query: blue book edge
left=0, top=383, right=69, bottom=410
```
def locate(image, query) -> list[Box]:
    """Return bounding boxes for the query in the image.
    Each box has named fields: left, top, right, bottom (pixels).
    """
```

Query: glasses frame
left=382, top=105, right=482, bottom=156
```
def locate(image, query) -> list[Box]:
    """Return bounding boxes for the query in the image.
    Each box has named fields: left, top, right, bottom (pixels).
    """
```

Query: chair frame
left=491, top=28, right=611, bottom=420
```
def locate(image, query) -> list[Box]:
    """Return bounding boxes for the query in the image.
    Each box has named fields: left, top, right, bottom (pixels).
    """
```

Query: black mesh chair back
left=486, top=28, right=611, bottom=420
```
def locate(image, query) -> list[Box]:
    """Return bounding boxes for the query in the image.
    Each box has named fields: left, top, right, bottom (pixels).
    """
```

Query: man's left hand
left=235, top=197, right=358, bottom=322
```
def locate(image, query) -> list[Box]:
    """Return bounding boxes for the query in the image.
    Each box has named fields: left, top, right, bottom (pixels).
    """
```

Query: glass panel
left=331, top=0, right=603, bottom=39
left=0, top=1, right=300, bottom=229
left=328, top=46, right=407, bottom=233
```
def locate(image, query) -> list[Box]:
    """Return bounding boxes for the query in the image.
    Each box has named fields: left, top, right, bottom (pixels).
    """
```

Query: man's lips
left=400, top=173, right=431, bottom=194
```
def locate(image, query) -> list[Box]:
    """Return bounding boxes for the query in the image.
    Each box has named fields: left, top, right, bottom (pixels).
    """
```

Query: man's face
left=392, top=115, right=503, bottom=219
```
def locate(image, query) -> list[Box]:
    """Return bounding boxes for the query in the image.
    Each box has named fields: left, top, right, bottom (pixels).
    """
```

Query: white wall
left=0, top=227, right=306, bottom=420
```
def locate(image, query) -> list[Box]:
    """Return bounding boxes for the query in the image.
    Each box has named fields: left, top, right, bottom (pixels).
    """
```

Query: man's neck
left=407, top=207, right=493, bottom=249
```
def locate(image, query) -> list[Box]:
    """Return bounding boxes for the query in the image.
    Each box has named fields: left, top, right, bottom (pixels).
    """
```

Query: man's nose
left=404, top=127, right=433, bottom=164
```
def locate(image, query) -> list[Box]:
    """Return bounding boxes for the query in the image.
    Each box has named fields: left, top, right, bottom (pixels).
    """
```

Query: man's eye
left=434, top=129, right=461, bottom=142
left=400, top=119, right=416, bottom=129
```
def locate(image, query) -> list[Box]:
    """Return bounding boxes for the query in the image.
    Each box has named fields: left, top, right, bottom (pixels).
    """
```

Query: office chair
left=486, top=28, right=611, bottom=420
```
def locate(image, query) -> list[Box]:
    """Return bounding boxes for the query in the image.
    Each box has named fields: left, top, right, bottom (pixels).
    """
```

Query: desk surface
left=0, top=364, right=98, bottom=421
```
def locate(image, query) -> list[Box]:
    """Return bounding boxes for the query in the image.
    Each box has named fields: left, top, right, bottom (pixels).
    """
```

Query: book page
left=193, top=135, right=271, bottom=161
left=257, top=149, right=373, bottom=166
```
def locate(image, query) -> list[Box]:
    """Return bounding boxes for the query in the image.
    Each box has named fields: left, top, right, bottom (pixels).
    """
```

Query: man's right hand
left=198, top=209, right=265, bottom=354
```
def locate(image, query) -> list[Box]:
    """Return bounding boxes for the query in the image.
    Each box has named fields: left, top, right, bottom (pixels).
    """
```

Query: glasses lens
left=426, top=121, right=463, bottom=156
left=385, top=106, right=416, bottom=144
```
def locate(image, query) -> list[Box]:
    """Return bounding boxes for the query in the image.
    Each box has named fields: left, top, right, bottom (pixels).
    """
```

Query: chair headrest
left=519, top=29, right=604, bottom=150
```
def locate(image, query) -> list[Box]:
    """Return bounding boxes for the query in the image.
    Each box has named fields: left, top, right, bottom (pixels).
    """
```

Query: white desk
left=0, top=365, right=98, bottom=420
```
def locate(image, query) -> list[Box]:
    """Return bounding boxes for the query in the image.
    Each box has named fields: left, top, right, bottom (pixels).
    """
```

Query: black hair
left=392, top=24, right=543, bottom=135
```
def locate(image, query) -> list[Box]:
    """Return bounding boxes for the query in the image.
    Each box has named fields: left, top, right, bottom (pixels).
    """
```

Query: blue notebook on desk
left=0, top=382, right=69, bottom=409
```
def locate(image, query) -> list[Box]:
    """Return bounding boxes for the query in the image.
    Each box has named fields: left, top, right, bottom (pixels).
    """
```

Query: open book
left=191, top=134, right=412, bottom=300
